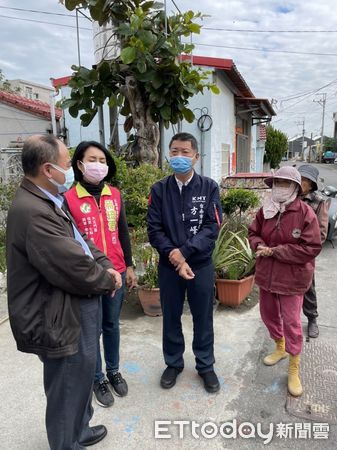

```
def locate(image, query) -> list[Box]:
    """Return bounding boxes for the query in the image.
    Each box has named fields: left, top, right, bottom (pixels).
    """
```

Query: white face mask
left=272, top=186, right=292, bottom=203
left=49, top=164, right=75, bottom=193
left=271, top=182, right=298, bottom=203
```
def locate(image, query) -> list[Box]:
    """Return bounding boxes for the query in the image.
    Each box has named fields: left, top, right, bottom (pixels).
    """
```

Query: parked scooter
left=320, top=182, right=337, bottom=198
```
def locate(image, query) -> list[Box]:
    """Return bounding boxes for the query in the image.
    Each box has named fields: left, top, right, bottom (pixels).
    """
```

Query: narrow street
left=284, top=162, right=337, bottom=188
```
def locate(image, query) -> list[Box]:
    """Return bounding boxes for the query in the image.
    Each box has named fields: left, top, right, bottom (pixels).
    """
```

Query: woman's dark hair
left=72, top=141, right=116, bottom=182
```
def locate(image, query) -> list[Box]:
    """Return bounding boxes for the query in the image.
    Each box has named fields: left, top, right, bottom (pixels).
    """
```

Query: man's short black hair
left=169, top=132, right=198, bottom=152
left=71, top=141, right=116, bottom=182
left=22, top=135, right=60, bottom=177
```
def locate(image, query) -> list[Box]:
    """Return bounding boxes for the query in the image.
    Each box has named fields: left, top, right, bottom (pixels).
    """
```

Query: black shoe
left=199, top=370, right=220, bottom=393
left=93, top=380, right=114, bottom=407
left=107, top=371, right=128, bottom=397
left=79, top=425, right=107, bottom=447
left=160, top=366, right=183, bottom=389
left=308, top=318, right=319, bottom=338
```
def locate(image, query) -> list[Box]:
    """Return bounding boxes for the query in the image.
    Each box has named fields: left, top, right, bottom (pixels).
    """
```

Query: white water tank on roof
left=92, top=21, right=120, bottom=64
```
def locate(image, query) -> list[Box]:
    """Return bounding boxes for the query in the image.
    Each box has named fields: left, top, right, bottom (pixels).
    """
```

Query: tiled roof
left=0, top=90, right=62, bottom=120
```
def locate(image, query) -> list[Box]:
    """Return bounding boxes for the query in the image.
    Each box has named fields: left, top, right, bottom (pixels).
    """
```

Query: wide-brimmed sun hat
left=264, top=166, right=302, bottom=192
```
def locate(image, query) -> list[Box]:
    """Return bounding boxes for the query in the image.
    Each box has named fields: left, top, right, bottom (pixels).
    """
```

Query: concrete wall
left=160, top=72, right=236, bottom=183
left=160, top=82, right=212, bottom=178
left=0, top=103, right=51, bottom=149
left=210, top=72, right=236, bottom=182
left=250, top=125, right=257, bottom=172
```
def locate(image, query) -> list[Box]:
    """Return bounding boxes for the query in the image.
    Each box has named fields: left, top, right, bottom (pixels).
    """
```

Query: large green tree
left=323, top=136, right=337, bottom=151
left=264, top=126, right=288, bottom=168
left=62, top=0, right=218, bottom=165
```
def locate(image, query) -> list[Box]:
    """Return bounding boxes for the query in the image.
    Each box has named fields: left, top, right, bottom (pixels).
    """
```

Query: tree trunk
left=109, top=105, right=120, bottom=151
left=121, top=75, right=159, bottom=165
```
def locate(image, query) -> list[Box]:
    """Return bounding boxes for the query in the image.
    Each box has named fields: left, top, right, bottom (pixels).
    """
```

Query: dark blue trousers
left=43, top=297, right=100, bottom=450
left=95, top=272, right=126, bottom=383
left=159, top=262, right=215, bottom=373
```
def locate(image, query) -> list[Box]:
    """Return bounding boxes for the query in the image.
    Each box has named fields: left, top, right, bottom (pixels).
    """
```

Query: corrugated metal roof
left=235, top=97, right=276, bottom=117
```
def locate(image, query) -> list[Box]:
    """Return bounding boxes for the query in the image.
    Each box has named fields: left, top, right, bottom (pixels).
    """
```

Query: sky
left=1, top=0, right=337, bottom=139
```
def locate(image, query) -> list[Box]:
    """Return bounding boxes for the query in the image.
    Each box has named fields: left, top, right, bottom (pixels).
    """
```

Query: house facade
left=160, top=56, right=275, bottom=181
left=287, top=135, right=315, bottom=159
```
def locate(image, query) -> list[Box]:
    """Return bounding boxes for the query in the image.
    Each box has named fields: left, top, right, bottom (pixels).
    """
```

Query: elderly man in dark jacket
left=6, top=135, right=122, bottom=450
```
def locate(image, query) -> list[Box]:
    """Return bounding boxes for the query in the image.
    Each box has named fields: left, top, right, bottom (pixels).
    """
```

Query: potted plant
left=131, top=228, right=162, bottom=316
left=137, top=258, right=162, bottom=317
left=212, top=224, right=255, bottom=307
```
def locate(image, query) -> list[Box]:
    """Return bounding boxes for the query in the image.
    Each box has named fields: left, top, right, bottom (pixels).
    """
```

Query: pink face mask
left=81, top=161, right=109, bottom=184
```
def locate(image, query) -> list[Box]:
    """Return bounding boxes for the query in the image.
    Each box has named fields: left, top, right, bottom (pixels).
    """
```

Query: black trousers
left=43, top=297, right=100, bottom=450
left=159, top=263, right=215, bottom=373
left=303, top=275, right=318, bottom=320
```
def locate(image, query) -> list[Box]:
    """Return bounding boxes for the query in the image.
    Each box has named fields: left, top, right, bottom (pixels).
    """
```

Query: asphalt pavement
left=1, top=238, right=337, bottom=449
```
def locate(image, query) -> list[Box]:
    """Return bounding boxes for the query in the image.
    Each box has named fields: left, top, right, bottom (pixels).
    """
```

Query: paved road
left=284, top=161, right=337, bottom=188
left=1, top=240, right=337, bottom=449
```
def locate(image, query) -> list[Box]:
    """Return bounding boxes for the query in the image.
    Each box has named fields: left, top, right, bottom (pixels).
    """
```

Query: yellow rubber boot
left=263, top=337, right=288, bottom=366
left=288, top=354, right=303, bottom=397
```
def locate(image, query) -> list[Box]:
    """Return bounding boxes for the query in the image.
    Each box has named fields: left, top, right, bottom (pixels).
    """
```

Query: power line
left=278, top=89, right=319, bottom=102
left=76, top=9, right=92, bottom=22
left=0, top=14, right=92, bottom=31
left=203, top=27, right=337, bottom=33
left=0, top=5, right=82, bottom=18
left=194, top=42, right=337, bottom=57
left=277, top=79, right=337, bottom=114
left=170, top=0, right=182, bottom=14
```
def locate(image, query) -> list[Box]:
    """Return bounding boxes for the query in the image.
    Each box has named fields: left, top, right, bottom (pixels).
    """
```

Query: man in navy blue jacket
left=147, top=132, right=222, bottom=393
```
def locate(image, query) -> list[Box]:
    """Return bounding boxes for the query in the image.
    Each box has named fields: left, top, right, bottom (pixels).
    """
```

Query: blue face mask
left=169, top=156, right=193, bottom=174
left=49, top=164, right=75, bottom=193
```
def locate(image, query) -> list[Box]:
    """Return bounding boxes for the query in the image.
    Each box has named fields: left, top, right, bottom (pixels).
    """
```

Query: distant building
left=288, top=135, right=314, bottom=159
left=7, top=79, right=54, bottom=103
left=0, top=90, right=62, bottom=149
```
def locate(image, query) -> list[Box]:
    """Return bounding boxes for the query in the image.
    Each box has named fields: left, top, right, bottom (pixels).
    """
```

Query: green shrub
left=138, top=261, right=159, bottom=289
left=220, top=188, right=259, bottom=218
left=0, top=245, right=5, bottom=272
left=0, top=180, right=20, bottom=272
left=112, top=155, right=170, bottom=228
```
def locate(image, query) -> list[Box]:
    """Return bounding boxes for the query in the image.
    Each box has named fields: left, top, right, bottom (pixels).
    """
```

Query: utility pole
left=301, top=119, right=305, bottom=158
left=313, top=93, right=327, bottom=162
left=92, top=20, right=120, bottom=148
